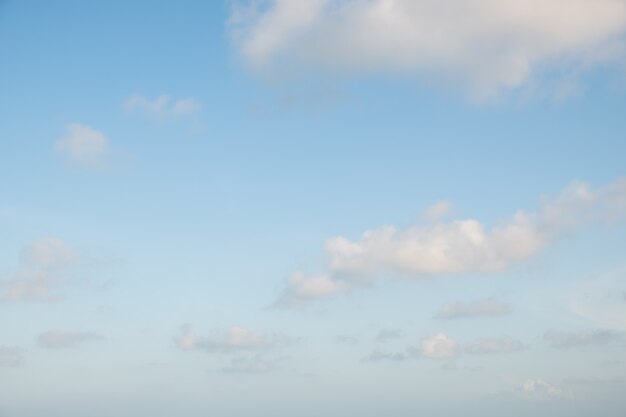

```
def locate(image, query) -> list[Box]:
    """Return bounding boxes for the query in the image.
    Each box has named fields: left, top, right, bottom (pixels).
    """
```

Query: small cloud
left=37, top=331, right=103, bottom=349
left=123, top=94, right=200, bottom=120
left=361, top=349, right=407, bottom=363
left=375, top=329, right=403, bottom=343
left=273, top=272, right=350, bottom=308
left=464, top=337, right=524, bottom=355
left=521, top=378, right=571, bottom=400
left=219, top=356, right=277, bottom=374
left=0, top=346, right=24, bottom=367
left=418, top=332, right=456, bottom=359
left=437, top=299, right=510, bottom=320
left=175, top=325, right=294, bottom=354
left=1, top=238, right=79, bottom=302
left=55, top=123, right=110, bottom=168
left=543, top=329, right=623, bottom=349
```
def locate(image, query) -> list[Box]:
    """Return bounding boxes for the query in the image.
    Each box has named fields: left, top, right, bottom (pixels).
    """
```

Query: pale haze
left=1, top=1, right=626, bottom=417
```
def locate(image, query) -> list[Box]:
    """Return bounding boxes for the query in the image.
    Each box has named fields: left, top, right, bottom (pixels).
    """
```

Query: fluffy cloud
left=1, top=238, right=79, bottom=302
left=437, top=299, right=510, bottom=319
left=37, top=331, right=103, bottom=349
left=229, top=0, right=626, bottom=97
left=543, top=329, right=623, bottom=349
left=123, top=94, right=200, bottom=119
left=418, top=332, right=456, bottom=359
left=464, top=337, right=524, bottom=354
left=276, top=178, right=626, bottom=306
left=55, top=123, right=110, bottom=167
left=0, top=346, right=24, bottom=367
left=175, top=326, right=292, bottom=353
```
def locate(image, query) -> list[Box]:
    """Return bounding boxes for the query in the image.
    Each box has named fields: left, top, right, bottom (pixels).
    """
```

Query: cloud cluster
left=543, top=329, right=623, bottom=349
left=123, top=94, right=200, bottom=119
left=37, top=331, right=103, bottom=349
left=55, top=123, right=110, bottom=167
left=419, top=332, right=456, bottom=359
left=437, top=299, right=510, bottom=319
left=0, top=346, right=24, bottom=367
left=229, top=0, right=626, bottom=97
left=276, top=178, right=626, bottom=306
left=1, top=238, right=79, bottom=302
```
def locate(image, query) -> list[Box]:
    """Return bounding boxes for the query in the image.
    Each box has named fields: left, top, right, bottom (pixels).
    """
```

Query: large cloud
left=276, top=178, right=626, bottom=306
left=229, top=0, right=626, bottom=97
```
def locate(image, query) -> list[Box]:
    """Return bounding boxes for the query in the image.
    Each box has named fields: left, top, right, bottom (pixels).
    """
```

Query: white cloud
left=522, top=378, right=569, bottom=400
left=175, top=326, right=292, bottom=353
left=437, top=299, right=510, bottom=319
left=37, top=331, right=103, bottom=349
left=55, top=123, right=110, bottom=167
left=425, top=201, right=453, bottom=222
left=0, top=346, right=24, bottom=367
left=464, top=337, right=524, bottom=354
left=419, top=332, right=456, bottom=359
left=276, top=177, right=626, bottom=306
left=229, top=0, right=626, bottom=98
left=1, top=238, right=79, bottom=302
left=543, top=329, right=623, bottom=349
left=123, top=94, right=200, bottom=119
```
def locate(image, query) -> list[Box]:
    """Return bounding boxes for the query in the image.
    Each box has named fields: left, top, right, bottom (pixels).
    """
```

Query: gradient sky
left=1, top=1, right=626, bottom=416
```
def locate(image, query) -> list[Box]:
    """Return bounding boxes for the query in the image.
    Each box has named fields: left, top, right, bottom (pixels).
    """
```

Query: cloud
left=123, top=94, right=200, bottom=119
left=437, top=299, right=510, bottom=319
left=273, top=272, right=350, bottom=308
left=375, top=329, right=403, bottom=343
left=418, top=332, right=456, bottom=359
left=0, top=346, right=24, bottom=367
left=175, top=326, right=293, bottom=353
left=55, top=123, right=110, bottom=167
left=464, top=337, right=524, bottom=354
left=335, top=334, right=359, bottom=345
left=1, top=238, right=79, bottom=302
left=229, top=0, right=626, bottom=98
left=543, top=329, right=623, bottom=349
left=361, top=349, right=407, bottom=362
left=275, top=177, right=626, bottom=306
left=425, top=201, right=453, bottom=222
left=521, top=378, right=570, bottom=400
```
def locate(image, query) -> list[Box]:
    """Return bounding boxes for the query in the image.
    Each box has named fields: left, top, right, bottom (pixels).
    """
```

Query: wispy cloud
left=275, top=178, right=626, bottom=306
left=37, top=331, right=103, bottom=349
left=123, top=94, right=200, bottom=120
left=219, top=356, right=278, bottom=374
left=175, top=325, right=295, bottom=354
left=0, top=346, right=24, bottom=367
left=55, top=123, right=110, bottom=168
left=521, top=378, right=571, bottom=400
left=229, top=0, right=626, bottom=98
left=361, top=349, right=407, bottom=362
left=375, top=329, right=403, bottom=343
left=464, top=337, right=524, bottom=355
left=543, top=329, right=623, bottom=349
left=437, top=299, right=510, bottom=320
left=1, top=238, right=78, bottom=302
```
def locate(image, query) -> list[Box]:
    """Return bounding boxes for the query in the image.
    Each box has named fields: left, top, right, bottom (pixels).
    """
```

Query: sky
left=1, top=1, right=626, bottom=416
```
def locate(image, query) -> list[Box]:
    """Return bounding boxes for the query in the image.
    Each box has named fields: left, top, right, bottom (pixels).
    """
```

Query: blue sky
left=1, top=1, right=626, bottom=416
